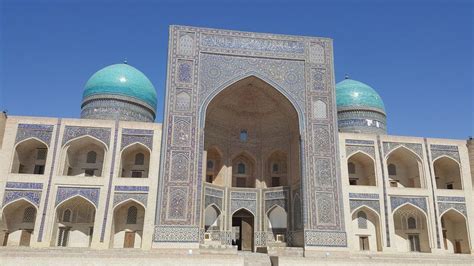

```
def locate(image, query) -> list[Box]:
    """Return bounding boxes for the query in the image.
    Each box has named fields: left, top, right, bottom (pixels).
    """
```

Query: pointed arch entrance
left=202, top=76, right=302, bottom=249
left=232, top=209, right=254, bottom=251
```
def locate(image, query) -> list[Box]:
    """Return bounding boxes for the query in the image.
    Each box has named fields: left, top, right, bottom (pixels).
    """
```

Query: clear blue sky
left=0, top=0, right=472, bottom=139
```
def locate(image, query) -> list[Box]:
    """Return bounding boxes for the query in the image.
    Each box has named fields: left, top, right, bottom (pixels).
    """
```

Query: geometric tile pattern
left=2, top=190, right=42, bottom=207
left=15, top=124, right=54, bottom=146
left=62, top=126, right=111, bottom=147
left=55, top=187, right=100, bottom=208
left=390, top=196, right=427, bottom=213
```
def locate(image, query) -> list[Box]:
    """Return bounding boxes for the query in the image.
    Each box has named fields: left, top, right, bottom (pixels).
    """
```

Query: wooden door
left=455, top=240, right=462, bottom=254
left=19, top=230, right=32, bottom=246
left=241, top=217, right=253, bottom=251
left=124, top=232, right=135, bottom=248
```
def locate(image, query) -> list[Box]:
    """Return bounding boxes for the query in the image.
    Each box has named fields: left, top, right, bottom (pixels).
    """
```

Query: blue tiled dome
left=336, top=79, right=385, bottom=113
left=83, top=63, right=157, bottom=110
left=81, top=63, right=157, bottom=122
left=335, top=78, right=387, bottom=134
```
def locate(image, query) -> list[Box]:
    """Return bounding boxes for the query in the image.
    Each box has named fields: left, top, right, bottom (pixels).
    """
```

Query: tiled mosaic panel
left=3, top=190, right=41, bottom=207
left=113, top=193, right=148, bottom=207
left=154, top=226, right=200, bottom=242
left=55, top=187, right=100, bottom=207
left=121, top=128, right=153, bottom=151
left=390, top=196, right=427, bottom=213
left=430, top=144, right=460, bottom=162
left=305, top=231, right=347, bottom=247
left=62, top=126, right=111, bottom=147
left=15, top=124, right=54, bottom=146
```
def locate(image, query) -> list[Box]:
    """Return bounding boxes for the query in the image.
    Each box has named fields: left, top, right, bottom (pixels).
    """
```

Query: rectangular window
left=236, top=177, right=246, bottom=187
left=359, top=236, right=369, bottom=251
left=206, top=175, right=213, bottom=183
left=446, top=183, right=453, bottom=189
left=33, top=164, right=45, bottom=175
left=272, top=177, right=280, bottom=187
left=84, top=169, right=95, bottom=177
left=349, top=179, right=357, bottom=185
left=131, top=171, right=143, bottom=178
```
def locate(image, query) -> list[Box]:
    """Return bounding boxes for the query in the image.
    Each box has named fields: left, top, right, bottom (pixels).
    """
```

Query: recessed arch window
left=357, top=211, right=368, bottom=229
left=348, top=162, right=356, bottom=174
left=237, top=163, right=246, bottom=174
left=239, top=130, right=248, bottom=142
left=134, top=153, right=145, bottom=165
left=62, top=209, right=72, bottom=222
left=207, top=160, right=214, bottom=170
left=272, top=163, right=279, bottom=173
left=23, top=206, right=36, bottom=223
left=127, top=206, right=138, bottom=224
left=407, top=216, right=417, bottom=229
left=388, top=164, right=397, bottom=176
left=86, top=151, right=97, bottom=164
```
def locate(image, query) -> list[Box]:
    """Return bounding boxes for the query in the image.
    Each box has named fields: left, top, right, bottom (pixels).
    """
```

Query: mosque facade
left=0, top=25, right=473, bottom=256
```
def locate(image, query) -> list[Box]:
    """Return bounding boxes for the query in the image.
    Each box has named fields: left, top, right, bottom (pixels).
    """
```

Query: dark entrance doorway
left=232, top=209, right=254, bottom=251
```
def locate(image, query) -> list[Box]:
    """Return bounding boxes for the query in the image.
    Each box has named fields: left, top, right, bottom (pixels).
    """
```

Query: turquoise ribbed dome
left=83, top=64, right=157, bottom=110
left=336, top=79, right=385, bottom=113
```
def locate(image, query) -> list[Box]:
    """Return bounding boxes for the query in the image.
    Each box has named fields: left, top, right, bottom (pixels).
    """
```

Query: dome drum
left=81, top=98, right=155, bottom=122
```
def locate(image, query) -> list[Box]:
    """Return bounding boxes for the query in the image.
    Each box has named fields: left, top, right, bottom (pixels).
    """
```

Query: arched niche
left=266, top=151, right=288, bottom=187
left=203, top=76, right=301, bottom=189
left=350, top=206, right=382, bottom=251
left=440, top=209, right=471, bottom=254
left=392, top=204, right=431, bottom=253
left=119, top=143, right=150, bottom=178
left=347, top=152, right=376, bottom=186
left=232, top=153, right=256, bottom=188
left=204, top=205, right=221, bottom=232
left=434, top=157, right=462, bottom=190
left=232, top=208, right=254, bottom=251
left=386, top=147, right=424, bottom=188
left=267, top=205, right=287, bottom=244
left=110, top=200, right=145, bottom=248
left=11, top=138, right=48, bottom=175
left=1, top=199, right=37, bottom=247
left=62, top=136, right=107, bottom=177
left=52, top=196, right=96, bottom=247
left=205, top=147, right=224, bottom=185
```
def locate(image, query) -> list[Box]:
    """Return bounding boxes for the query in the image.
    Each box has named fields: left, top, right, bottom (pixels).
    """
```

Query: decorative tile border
left=345, top=139, right=374, bottom=145
left=437, top=196, right=465, bottom=202
left=114, top=186, right=149, bottom=192
left=349, top=193, right=379, bottom=200
left=6, top=182, right=43, bottom=190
